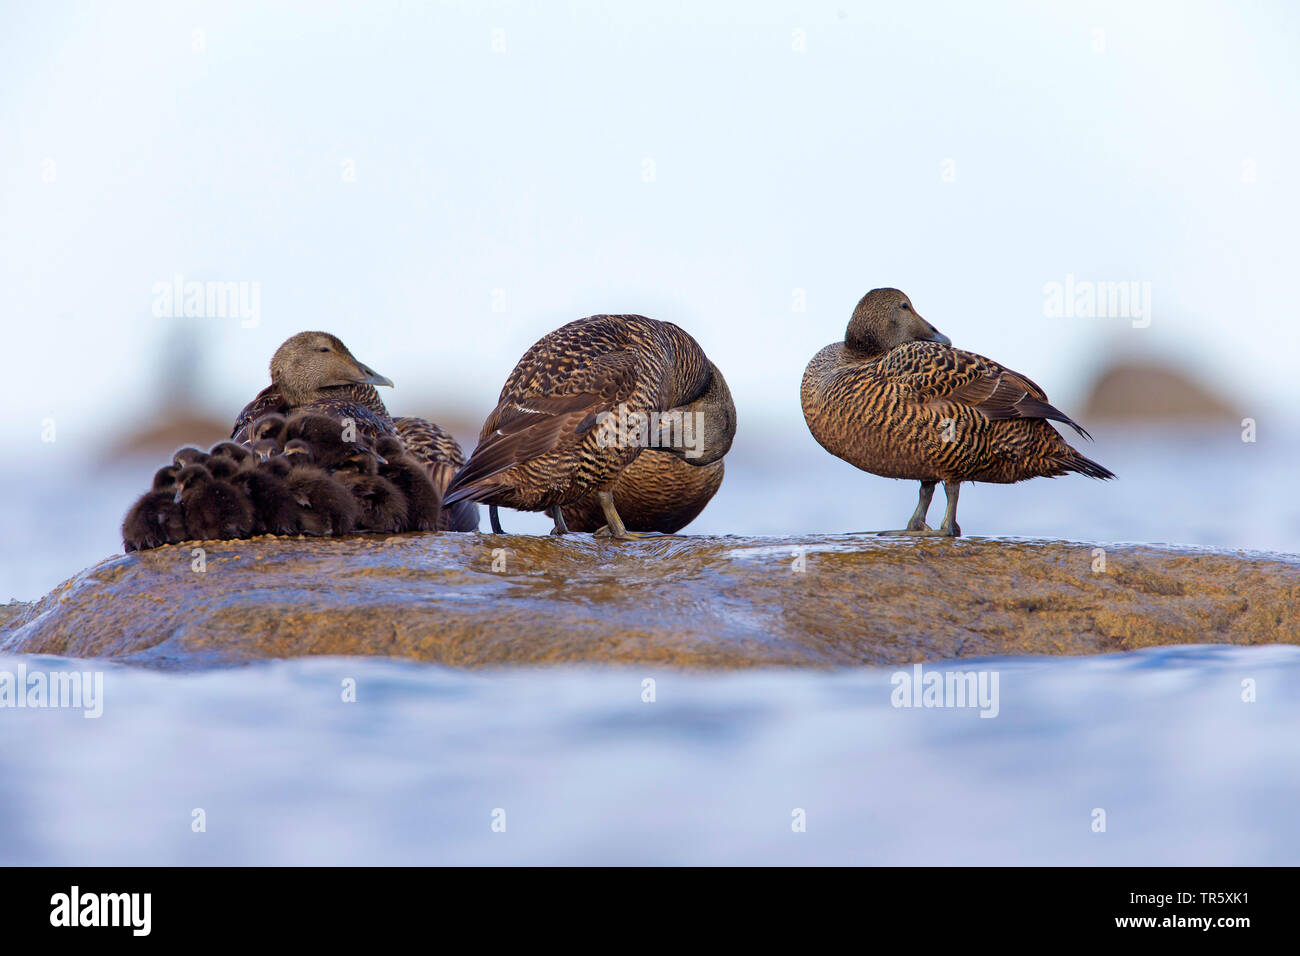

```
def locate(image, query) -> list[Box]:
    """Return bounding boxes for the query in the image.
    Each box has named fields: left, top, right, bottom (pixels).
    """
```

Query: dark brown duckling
left=282, top=442, right=359, bottom=535
left=392, top=417, right=478, bottom=531
left=248, top=438, right=282, bottom=461
left=249, top=413, right=287, bottom=444
left=231, top=332, right=396, bottom=444
left=801, top=288, right=1114, bottom=537
left=444, top=314, right=730, bottom=539
left=336, top=449, right=409, bottom=533
left=205, top=455, right=242, bottom=480
left=122, top=469, right=188, bottom=551
left=209, top=441, right=254, bottom=466
left=283, top=411, right=381, bottom=470
left=230, top=463, right=301, bottom=536
left=375, top=435, right=443, bottom=532
left=152, top=464, right=181, bottom=491
left=172, top=446, right=209, bottom=468
left=174, top=464, right=255, bottom=541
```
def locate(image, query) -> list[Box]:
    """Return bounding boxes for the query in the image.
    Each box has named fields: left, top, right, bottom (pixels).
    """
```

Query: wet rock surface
left=2, top=533, right=1296, bottom=668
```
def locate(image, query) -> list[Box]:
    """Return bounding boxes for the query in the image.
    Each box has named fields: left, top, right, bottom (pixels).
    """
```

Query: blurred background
left=3, top=0, right=1298, bottom=601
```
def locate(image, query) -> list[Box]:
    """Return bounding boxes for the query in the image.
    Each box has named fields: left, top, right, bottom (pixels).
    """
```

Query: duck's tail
left=1061, top=450, right=1115, bottom=480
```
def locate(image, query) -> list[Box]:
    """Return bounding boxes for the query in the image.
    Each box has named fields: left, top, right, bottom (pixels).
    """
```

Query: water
left=1, top=426, right=1295, bottom=864
left=0, top=645, right=1294, bottom=865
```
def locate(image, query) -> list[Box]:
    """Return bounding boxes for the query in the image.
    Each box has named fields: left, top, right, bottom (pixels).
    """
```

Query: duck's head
left=173, top=464, right=213, bottom=503
left=270, top=332, right=394, bottom=405
left=845, top=289, right=950, bottom=356
left=657, top=362, right=736, bottom=466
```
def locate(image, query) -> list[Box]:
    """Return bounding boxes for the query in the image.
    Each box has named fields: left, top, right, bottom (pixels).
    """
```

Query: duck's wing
left=231, top=385, right=287, bottom=442
left=879, top=342, right=1091, bottom=439
left=445, top=349, right=641, bottom=503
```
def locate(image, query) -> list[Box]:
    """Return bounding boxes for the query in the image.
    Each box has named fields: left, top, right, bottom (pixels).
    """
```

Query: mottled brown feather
left=445, top=315, right=713, bottom=512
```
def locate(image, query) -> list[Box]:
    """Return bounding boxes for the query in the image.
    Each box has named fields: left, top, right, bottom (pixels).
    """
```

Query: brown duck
left=445, top=315, right=734, bottom=539
left=801, top=288, right=1113, bottom=536
left=558, top=362, right=734, bottom=534
left=230, top=331, right=476, bottom=531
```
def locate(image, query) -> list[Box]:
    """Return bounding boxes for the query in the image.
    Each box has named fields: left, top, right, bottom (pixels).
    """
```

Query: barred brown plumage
left=446, top=314, right=735, bottom=539
left=801, top=288, right=1114, bottom=536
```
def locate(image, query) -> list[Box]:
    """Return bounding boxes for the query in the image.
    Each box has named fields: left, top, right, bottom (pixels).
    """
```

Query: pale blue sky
left=3, top=0, right=1298, bottom=455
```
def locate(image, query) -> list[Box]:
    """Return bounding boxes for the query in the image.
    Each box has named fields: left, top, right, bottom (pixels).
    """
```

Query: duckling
left=283, top=411, right=381, bottom=470
left=172, top=446, right=209, bottom=468
left=282, top=442, right=359, bottom=535
left=801, top=288, right=1114, bottom=536
left=443, top=315, right=730, bottom=539
left=374, top=435, right=444, bottom=532
left=174, top=464, right=255, bottom=541
left=230, top=462, right=301, bottom=536
left=336, top=449, right=409, bottom=532
left=249, top=413, right=287, bottom=443
left=248, top=438, right=282, bottom=462
left=205, top=455, right=242, bottom=481
left=209, top=441, right=253, bottom=467
left=122, top=470, right=187, bottom=551
left=231, top=332, right=395, bottom=444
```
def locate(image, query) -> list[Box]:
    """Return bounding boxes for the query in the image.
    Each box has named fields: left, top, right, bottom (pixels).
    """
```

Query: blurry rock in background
left=1080, top=358, right=1242, bottom=423
left=103, top=325, right=229, bottom=461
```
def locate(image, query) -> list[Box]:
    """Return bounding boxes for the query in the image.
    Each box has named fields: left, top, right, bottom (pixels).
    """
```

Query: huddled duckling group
left=123, top=288, right=1113, bottom=551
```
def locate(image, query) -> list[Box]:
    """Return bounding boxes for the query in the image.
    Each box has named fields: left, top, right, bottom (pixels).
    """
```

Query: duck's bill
left=924, top=329, right=952, bottom=346
left=352, top=366, right=395, bottom=388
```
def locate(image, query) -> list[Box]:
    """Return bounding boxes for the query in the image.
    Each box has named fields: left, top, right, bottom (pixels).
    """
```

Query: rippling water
left=0, top=645, right=1295, bottom=865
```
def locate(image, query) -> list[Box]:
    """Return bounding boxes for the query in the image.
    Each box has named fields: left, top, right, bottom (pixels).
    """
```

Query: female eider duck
left=444, top=315, right=733, bottom=539
left=556, top=362, right=735, bottom=534
left=231, top=331, right=477, bottom=531
left=801, top=288, right=1113, bottom=536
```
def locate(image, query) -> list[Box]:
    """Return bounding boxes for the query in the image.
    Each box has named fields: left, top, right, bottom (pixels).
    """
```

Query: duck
left=231, top=332, right=396, bottom=444
left=232, top=332, right=475, bottom=531
left=174, top=464, right=255, bottom=541
left=556, top=360, right=735, bottom=534
left=374, top=435, right=445, bottom=532
left=122, top=468, right=187, bottom=551
left=444, top=314, right=733, bottom=539
left=335, top=449, right=409, bottom=532
left=800, top=288, right=1114, bottom=536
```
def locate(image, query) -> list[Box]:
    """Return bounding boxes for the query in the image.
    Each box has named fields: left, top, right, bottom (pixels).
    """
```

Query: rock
left=3, top=534, right=1297, bottom=668
left=1079, top=360, right=1242, bottom=423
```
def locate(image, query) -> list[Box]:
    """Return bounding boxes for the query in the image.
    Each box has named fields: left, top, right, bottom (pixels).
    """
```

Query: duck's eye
left=318, top=347, right=330, bottom=353
left=900, top=303, right=911, bottom=311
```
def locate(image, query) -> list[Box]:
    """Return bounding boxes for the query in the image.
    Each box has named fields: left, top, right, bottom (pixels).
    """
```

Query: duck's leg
left=937, top=480, right=962, bottom=537
left=548, top=505, right=569, bottom=536
left=489, top=504, right=504, bottom=534
left=875, top=480, right=937, bottom=535
left=593, top=489, right=652, bottom=540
